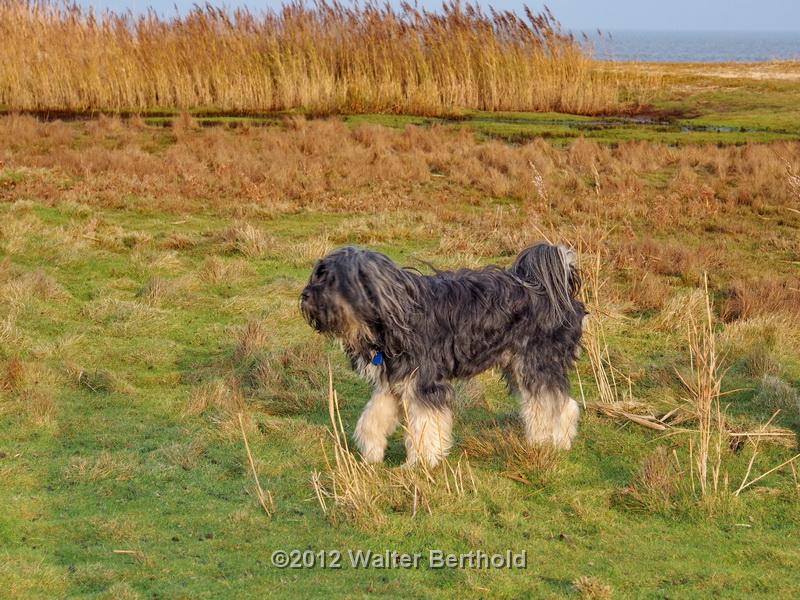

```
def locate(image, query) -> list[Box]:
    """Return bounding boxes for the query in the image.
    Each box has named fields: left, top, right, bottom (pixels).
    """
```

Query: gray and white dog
left=300, top=243, right=586, bottom=466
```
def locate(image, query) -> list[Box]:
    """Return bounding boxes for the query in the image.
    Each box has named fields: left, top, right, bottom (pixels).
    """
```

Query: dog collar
left=371, top=351, right=384, bottom=366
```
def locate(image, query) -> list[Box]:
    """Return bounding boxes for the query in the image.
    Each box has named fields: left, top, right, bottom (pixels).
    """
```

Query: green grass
left=2, top=196, right=800, bottom=599
left=145, top=109, right=799, bottom=145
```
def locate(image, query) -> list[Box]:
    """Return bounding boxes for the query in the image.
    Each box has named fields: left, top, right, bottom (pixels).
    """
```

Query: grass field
left=1, top=111, right=800, bottom=598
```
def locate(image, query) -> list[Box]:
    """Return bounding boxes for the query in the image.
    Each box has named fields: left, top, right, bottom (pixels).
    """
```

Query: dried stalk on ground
left=238, top=412, right=274, bottom=517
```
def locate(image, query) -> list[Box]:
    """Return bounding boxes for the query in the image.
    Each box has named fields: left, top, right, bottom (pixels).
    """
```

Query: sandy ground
left=620, top=61, right=800, bottom=81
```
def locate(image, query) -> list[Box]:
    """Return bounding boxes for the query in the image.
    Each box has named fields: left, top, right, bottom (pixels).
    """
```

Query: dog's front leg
left=520, top=384, right=580, bottom=450
left=402, top=384, right=453, bottom=467
left=353, top=386, right=400, bottom=463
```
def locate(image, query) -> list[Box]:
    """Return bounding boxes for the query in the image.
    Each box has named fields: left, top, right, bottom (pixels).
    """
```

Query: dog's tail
left=511, top=243, right=581, bottom=326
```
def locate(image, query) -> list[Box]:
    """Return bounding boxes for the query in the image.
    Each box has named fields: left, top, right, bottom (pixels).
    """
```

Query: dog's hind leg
left=354, top=386, right=400, bottom=463
left=519, top=384, right=579, bottom=449
left=400, top=381, right=453, bottom=467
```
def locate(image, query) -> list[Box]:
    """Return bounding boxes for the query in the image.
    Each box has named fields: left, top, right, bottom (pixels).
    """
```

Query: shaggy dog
left=300, top=243, right=586, bottom=466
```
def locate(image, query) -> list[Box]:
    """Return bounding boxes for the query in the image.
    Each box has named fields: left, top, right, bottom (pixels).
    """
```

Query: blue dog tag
left=371, top=351, right=384, bottom=366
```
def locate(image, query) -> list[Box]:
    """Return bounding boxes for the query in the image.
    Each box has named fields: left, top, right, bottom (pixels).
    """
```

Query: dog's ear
left=352, top=250, right=415, bottom=335
left=512, top=242, right=580, bottom=327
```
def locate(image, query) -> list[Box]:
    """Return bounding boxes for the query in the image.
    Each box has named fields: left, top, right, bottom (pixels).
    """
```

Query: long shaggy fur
left=301, top=243, right=586, bottom=465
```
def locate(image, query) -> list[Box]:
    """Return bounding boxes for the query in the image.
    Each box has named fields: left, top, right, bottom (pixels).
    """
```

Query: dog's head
left=300, top=247, right=413, bottom=348
left=511, top=242, right=583, bottom=328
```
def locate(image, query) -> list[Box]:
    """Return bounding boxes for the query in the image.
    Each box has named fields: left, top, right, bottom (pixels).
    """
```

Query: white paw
left=358, top=444, right=386, bottom=464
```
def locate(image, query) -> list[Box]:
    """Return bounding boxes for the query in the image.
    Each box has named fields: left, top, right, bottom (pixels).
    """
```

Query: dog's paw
left=358, top=445, right=386, bottom=464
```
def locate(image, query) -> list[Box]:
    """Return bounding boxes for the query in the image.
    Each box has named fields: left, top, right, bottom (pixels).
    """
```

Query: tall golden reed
left=0, top=1, right=656, bottom=115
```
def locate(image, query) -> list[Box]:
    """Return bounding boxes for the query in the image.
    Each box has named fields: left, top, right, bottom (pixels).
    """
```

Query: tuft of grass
left=617, top=446, right=682, bottom=513
left=222, top=223, right=273, bottom=259
left=678, top=276, right=727, bottom=499
left=24, top=386, right=57, bottom=426
left=655, top=288, right=707, bottom=332
left=753, top=375, right=799, bottom=418
left=291, top=235, right=334, bottom=267
left=244, top=338, right=329, bottom=415
left=573, top=576, right=613, bottom=600
left=462, top=426, right=563, bottom=486
left=740, top=339, right=782, bottom=379
left=311, top=370, right=389, bottom=527
left=1, top=358, right=25, bottom=392
left=186, top=379, right=244, bottom=418
left=197, top=256, right=245, bottom=285
left=233, top=320, right=271, bottom=363
left=0, top=315, right=18, bottom=347
left=136, top=277, right=171, bottom=306
left=722, top=278, right=800, bottom=322
left=69, top=367, right=118, bottom=395
left=160, top=438, right=207, bottom=472
left=63, top=451, right=136, bottom=483
left=2, top=269, right=66, bottom=310
left=160, top=232, right=196, bottom=251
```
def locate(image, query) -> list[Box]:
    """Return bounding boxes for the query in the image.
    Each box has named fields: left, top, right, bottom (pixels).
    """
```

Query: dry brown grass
left=238, top=412, right=275, bottom=517
left=2, top=115, right=798, bottom=224
left=1, top=357, right=25, bottom=392
left=573, top=576, right=613, bottom=600
left=64, top=451, right=137, bottom=483
left=679, top=276, right=726, bottom=498
left=24, top=386, right=57, bottom=426
left=655, top=289, right=707, bottom=332
left=577, top=249, right=632, bottom=406
left=0, top=358, right=59, bottom=425
left=291, top=236, right=334, bottom=268
left=185, top=378, right=256, bottom=440
left=0, top=1, right=656, bottom=115
left=233, top=319, right=271, bottom=364
left=221, top=223, right=274, bottom=259
left=312, top=373, right=386, bottom=526
left=721, top=277, right=800, bottom=322
left=196, top=256, right=247, bottom=285
left=312, top=367, right=478, bottom=526
left=135, top=277, right=171, bottom=306
left=187, top=379, right=244, bottom=417
left=618, top=446, right=682, bottom=513
left=244, top=337, right=328, bottom=415
left=462, top=425, right=562, bottom=486
left=66, top=365, right=119, bottom=395
left=0, top=315, right=19, bottom=346
left=669, top=280, right=798, bottom=504
left=1, top=269, right=67, bottom=311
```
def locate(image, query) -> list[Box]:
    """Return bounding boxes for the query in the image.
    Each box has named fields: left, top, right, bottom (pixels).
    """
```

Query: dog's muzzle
left=299, top=288, right=315, bottom=326
left=300, top=287, right=327, bottom=332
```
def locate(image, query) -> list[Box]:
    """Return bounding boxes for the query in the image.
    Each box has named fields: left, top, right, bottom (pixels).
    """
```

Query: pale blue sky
left=77, top=1, right=800, bottom=32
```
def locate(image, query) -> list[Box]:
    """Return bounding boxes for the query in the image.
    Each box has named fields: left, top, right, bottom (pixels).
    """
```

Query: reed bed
left=0, top=1, right=656, bottom=115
